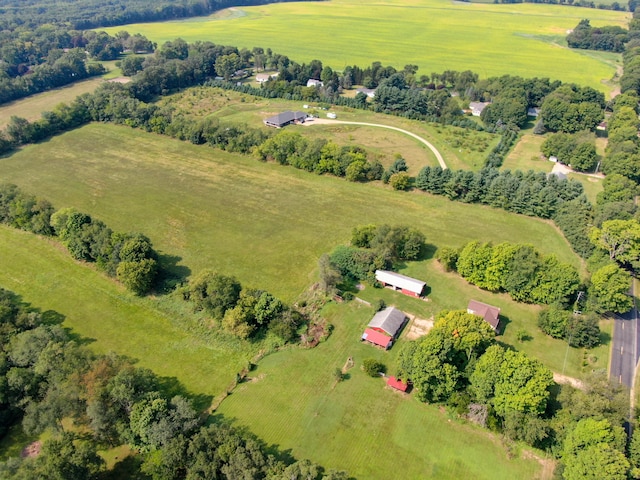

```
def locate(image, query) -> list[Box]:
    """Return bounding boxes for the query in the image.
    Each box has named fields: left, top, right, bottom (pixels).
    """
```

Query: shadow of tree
left=154, top=252, right=192, bottom=294
left=100, top=455, right=150, bottom=480
left=156, top=375, right=213, bottom=412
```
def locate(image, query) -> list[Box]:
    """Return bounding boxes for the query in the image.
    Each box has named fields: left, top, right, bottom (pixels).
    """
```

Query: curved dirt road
left=303, top=118, right=447, bottom=170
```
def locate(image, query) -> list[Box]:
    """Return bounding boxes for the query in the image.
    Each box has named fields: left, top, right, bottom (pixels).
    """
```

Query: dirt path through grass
left=305, top=118, right=447, bottom=169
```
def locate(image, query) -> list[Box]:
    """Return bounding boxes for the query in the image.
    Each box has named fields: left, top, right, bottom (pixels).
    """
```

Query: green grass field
left=0, top=123, right=601, bottom=477
left=0, top=60, right=123, bottom=129
left=101, top=0, right=628, bottom=92
left=0, top=123, right=581, bottom=301
left=216, top=301, right=545, bottom=479
left=157, top=86, right=497, bottom=170
left=0, top=227, right=255, bottom=405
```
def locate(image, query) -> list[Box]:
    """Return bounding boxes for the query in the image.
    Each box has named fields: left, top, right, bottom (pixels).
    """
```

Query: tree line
left=0, top=27, right=155, bottom=105
left=0, top=288, right=346, bottom=479
left=438, top=240, right=581, bottom=305
left=182, top=270, right=302, bottom=343
left=416, top=165, right=584, bottom=219
left=0, top=0, right=311, bottom=31
left=0, top=183, right=160, bottom=295
left=488, top=0, right=628, bottom=9
left=320, top=224, right=426, bottom=292
left=567, top=19, right=631, bottom=52
left=395, top=309, right=635, bottom=479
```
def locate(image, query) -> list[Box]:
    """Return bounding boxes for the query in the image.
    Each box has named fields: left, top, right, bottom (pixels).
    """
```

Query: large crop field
left=102, top=0, right=628, bottom=92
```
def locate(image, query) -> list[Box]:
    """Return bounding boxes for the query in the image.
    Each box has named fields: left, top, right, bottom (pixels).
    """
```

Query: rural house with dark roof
left=361, top=306, right=407, bottom=350
left=467, top=300, right=501, bottom=332
left=263, top=111, right=307, bottom=128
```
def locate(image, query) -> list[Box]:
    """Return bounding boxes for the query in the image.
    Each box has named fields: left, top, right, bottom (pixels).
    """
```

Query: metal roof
left=362, top=328, right=392, bottom=348
left=387, top=376, right=408, bottom=392
left=367, top=307, right=406, bottom=337
left=264, top=111, right=307, bottom=127
left=375, top=270, right=426, bottom=294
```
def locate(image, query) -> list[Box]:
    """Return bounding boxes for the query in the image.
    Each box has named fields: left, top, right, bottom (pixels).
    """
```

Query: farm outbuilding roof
left=387, top=376, right=409, bottom=392
left=263, top=111, right=307, bottom=128
left=467, top=300, right=501, bottom=331
left=361, top=328, right=393, bottom=349
left=375, top=270, right=426, bottom=295
left=368, top=306, right=407, bottom=337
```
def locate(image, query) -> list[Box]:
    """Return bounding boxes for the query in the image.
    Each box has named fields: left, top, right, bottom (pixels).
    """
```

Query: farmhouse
left=263, top=111, right=307, bottom=128
left=467, top=300, right=501, bottom=331
left=362, top=306, right=407, bottom=349
left=307, top=79, right=324, bottom=88
left=469, top=101, right=490, bottom=117
left=256, top=72, right=279, bottom=83
left=527, top=107, right=541, bottom=117
left=356, top=87, right=377, bottom=98
left=375, top=270, right=426, bottom=298
left=387, top=376, right=409, bottom=392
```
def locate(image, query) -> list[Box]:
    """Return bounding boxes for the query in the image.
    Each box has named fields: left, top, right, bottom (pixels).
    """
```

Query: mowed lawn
left=0, top=123, right=581, bottom=303
left=355, top=259, right=608, bottom=378
left=216, top=302, right=544, bottom=479
left=0, top=226, right=255, bottom=406
left=102, top=0, right=628, bottom=91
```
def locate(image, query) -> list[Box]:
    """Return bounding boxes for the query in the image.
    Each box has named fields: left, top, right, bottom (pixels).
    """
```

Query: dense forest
left=0, top=0, right=312, bottom=30
left=0, top=289, right=346, bottom=479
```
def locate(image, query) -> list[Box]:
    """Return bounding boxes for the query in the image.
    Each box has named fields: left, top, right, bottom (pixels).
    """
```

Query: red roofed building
left=386, top=376, right=409, bottom=392
left=361, top=328, right=393, bottom=349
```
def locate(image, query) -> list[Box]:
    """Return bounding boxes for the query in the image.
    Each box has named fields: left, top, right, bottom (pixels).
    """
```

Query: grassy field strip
left=0, top=124, right=581, bottom=303
left=0, top=60, right=122, bottom=129
left=101, top=0, right=628, bottom=91
left=0, top=226, right=254, bottom=406
left=0, top=78, right=104, bottom=129
left=217, top=302, right=543, bottom=479
left=309, top=119, right=447, bottom=169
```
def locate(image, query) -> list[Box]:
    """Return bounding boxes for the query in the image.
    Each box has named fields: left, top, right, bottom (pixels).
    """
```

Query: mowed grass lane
left=0, top=123, right=581, bottom=303
left=102, top=0, right=628, bottom=91
left=0, top=227, right=254, bottom=406
left=0, top=60, right=123, bottom=129
left=217, top=302, right=543, bottom=479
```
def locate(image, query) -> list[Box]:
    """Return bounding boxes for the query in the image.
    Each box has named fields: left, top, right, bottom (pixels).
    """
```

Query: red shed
left=387, top=376, right=408, bottom=392
left=361, top=328, right=393, bottom=349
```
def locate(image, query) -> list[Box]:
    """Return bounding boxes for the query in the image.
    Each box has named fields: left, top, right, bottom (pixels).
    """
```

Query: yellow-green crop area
left=0, top=123, right=598, bottom=477
left=103, top=0, right=628, bottom=91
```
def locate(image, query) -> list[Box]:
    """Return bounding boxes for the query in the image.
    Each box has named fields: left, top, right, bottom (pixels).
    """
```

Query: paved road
left=304, top=118, right=447, bottom=170
left=610, top=281, right=639, bottom=388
